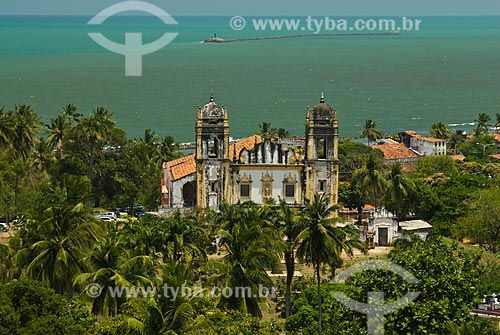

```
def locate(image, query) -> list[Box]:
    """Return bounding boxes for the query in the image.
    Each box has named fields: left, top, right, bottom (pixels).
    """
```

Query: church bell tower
left=195, top=94, right=230, bottom=210
left=304, top=93, right=339, bottom=206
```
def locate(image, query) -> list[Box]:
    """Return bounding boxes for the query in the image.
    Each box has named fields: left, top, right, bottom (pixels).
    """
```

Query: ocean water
left=0, top=15, right=499, bottom=142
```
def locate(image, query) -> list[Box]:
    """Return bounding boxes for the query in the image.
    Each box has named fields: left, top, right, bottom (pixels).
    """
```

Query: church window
left=318, top=139, right=326, bottom=159
left=319, top=180, right=327, bottom=192
left=240, top=184, right=250, bottom=198
left=209, top=137, right=219, bottom=158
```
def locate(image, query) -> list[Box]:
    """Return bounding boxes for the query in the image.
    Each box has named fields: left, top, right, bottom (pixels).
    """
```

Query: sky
left=1, top=0, right=500, bottom=16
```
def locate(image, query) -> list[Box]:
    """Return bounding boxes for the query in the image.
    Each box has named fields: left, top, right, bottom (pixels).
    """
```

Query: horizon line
left=1, top=14, right=500, bottom=17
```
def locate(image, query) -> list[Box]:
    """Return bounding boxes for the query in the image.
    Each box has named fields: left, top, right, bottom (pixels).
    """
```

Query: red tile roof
left=163, top=135, right=265, bottom=181
left=488, top=133, right=500, bottom=142
left=163, top=153, right=196, bottom=181
left=229, top=135, right=263, bottom=161
left=451, top=155, right=466, bottom=161
left=490, top=154, right=500, bottom=160
left=371, top=142, right=419, bottom=160
left=403, top=130, right=445, bottom=143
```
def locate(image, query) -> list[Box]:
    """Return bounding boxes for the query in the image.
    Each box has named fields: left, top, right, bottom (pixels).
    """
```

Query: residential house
left=399, top=130, right=447, bottom=156
left=371, top=139, right=419, bottom=165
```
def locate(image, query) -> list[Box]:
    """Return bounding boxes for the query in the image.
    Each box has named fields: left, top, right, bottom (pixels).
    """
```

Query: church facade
left=161, top=94, right=339, bottom=211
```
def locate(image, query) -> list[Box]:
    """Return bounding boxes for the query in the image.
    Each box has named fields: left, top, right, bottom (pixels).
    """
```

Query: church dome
left=311, top=93, right=336, bottom=119
left=200, top=94, right=226, bottom=119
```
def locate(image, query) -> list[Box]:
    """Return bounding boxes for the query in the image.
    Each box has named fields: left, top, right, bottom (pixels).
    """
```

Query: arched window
left=317, top=139, right=326, bottom=159
left=209, top=137, right=219, bottom=158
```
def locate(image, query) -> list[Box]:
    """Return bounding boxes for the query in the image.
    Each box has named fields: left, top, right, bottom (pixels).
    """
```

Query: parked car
left=134, top=205, right=145, bottom=217
left=105, top=212, right=117, bottom=220
left=112, top=208, right=128, bottom=218
left=99, top=216, right=114, bottom=222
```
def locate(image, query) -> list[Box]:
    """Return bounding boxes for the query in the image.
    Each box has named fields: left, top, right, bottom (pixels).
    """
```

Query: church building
left=161, top=94, right=339, bottom=211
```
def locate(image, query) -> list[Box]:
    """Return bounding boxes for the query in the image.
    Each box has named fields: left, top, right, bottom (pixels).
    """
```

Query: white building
left=399, top=130, right=446, bottom=156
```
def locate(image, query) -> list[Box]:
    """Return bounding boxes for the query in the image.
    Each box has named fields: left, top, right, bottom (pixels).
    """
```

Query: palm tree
left=276, top=199, right=303, bottom=318
left=20, top=176, right=104, bottom=295
left=154, top=260, right=202, bottom=333
left=46, top=114, right=67, bottom=159
left=61, top=103, right=82, bottom=123
left=448, top=130, right=465, bottom=154
left=140, top=128, right=160, bottom=146
left=328, top=224, right=367, bottom=281
left=276, top=128, right=290, bottom=139
left=157, top=135, right=182, bottom=164
left=10, top=105, right=41, bottom=159
left=430, top=121, right=451, bottom=139
left=0, top=107, right=14, bottom=147
left=384, top=163, right=411, bottom=219
left=32, top=137, right=53, bottom=172
left=359, top=119, right=384, bottom=145
left=258, top=122, right=277, bottom=139
left=76, top=107, right=115, bottom=206
left=209, top=203, right=283, bottom=317
left=353, top=155, right=386, bottom=209
left=162, top=212, right=208, bottom=265
left=74, top=238, right=155, bottom=316
left=474, top=113, right=491, bottom=137
left=295, top=193, right=340, bottom=335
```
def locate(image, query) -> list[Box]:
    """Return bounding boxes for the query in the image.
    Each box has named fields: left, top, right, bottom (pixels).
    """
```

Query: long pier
left=204, top=31, right=401, bottom=43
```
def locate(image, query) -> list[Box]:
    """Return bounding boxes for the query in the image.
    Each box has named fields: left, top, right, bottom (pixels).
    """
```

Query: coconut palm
left=8, top=105, right=41, bottom=159
left=430, top=121, right=451, bottom=139
left=32, top=137, right=53, bottom=172
left=46, top=114, right=67, bottom=159
left=140, top=128, right=160, bottom=146
left=21, top=176, right=104, bottom=295
left=276, top=199, right=303, bottom=318
left=76, top=107, right=115, bottom=205
left=258, top=122, right=277, bottom=139
left=0, top=107, right=14, bottom=147
left=474, top=113, right=491, bottom=137
left=209, top=203, right=283, bottom=317
left=353, top=155, right=387, bottom=209
left=61, top=103, right=82, bottom=123
left=359, top=119, right=384, bottom=145
left=276, top=128, right=290, bottom=139
left=74, top=238, right=156, bottom=316
left=157, top=135, right=182, bottom=164
left=448, top=130, right=465, bottom=154
left=295, top=193, right=340, bottom=335
left=384, top=163, right=411, bottom=219
left=328, top=223, right=367, bottom=281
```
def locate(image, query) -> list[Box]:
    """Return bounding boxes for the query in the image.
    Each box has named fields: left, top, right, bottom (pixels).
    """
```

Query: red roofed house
left=161, top=93, right=340, bottom=211
left=371, top=139, right=419, bottom=165
left=399, top=130, right=447, bottom=156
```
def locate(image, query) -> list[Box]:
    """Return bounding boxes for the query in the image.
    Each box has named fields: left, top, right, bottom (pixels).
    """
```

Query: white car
left=105, top=212, right=117, bottom=220
left=99, top=215, right=115, bottom=222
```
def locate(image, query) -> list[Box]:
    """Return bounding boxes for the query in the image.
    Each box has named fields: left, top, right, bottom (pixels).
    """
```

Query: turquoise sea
left=1, top=15, right=499, bottom=142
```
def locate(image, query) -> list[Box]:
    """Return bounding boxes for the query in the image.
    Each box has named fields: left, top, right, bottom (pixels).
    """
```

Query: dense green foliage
left=0, top=104, right=182, bottom=221
left=3, top=105, right=500, bottom=334
left=287, top=237, right=500, bottom=334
